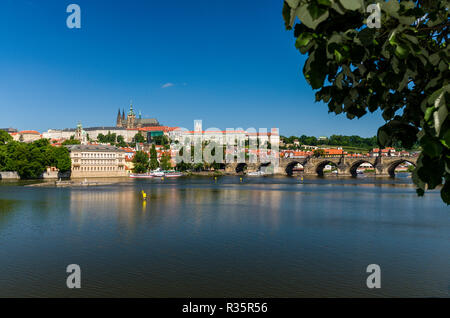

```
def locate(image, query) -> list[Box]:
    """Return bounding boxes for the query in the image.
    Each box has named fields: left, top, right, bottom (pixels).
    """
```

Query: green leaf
left=442, top=129, right=450, bottom=148
left=334, top=49, right=344, bottom=63
left=429, top=53, right=440, bottom=66
left=318, top=0, right=331, bottom=6
left=388, top=30, right=398, bottom=46
left=285, top=0, right=301, bottom=8
left=358, top=28, right=376, bottom=47
left=424, top=106, right=435, bottom=122
left=395, top=44, right=409, bottom=59
left=308, top=68, right=327, bottom=89
left=339, top=0, right=362, bottom=11
left=295, top=32, right=313, bottom=49
left=296, top=4, right=329, bottom=30
left=433, top=92, right=448, bottom=135
left=282, top=1, right=292, bottom=30
left=420, top=136, right=443, bottom=158
left=307, top=3, right=327, bottom=20
left=382, top=0, right=400, bottom=16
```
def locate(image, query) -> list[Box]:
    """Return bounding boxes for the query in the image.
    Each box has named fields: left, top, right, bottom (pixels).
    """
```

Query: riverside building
left=67, top=144, right=127, bottom=178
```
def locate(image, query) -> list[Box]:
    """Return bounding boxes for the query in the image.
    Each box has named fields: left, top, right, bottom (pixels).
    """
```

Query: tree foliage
left=281, top=134, right=380, bottom=148
left=62, top=135, right=81, bottom=145
left=132, top=150, right=149, bottom=173
left=160, top=151, right=172, bottom=171
left=116, top=135, right=127, bottom=147
left=283, top=0, right=449, bottom=203
left=313, top=148, right=327, bottom=157
left=97, top=132, right=117, bottom=144
left=0, top=138, right=71, bottom=179
left=0, top=131, right=13, bottom=145
left=134, top=132, right=146, bottom=144
left=149, top=144, right=159, bottom=170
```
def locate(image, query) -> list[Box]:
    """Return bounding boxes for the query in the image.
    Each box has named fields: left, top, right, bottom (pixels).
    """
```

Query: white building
left=67, top=144, right=127, bottom=178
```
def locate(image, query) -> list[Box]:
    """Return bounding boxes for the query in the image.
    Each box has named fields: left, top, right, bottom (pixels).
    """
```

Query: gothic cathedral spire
left=116, top=108, right=123, bottom=127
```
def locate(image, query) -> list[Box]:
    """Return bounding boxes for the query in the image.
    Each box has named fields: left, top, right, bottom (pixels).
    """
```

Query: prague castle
left=116, top=103, right=160, bottom=129
left=42, top=102, right=168, bottom=143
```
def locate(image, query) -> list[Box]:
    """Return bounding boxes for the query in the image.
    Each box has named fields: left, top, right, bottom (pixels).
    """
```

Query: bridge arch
left=285, top=161, right=305, bottom=176
left=315, top=160, right=338, bottom=177
left=349, top=160, right=375, bottom=177
left=235, top=163, right=247, bottom=174
left=387, top=159, right=416, bottom=177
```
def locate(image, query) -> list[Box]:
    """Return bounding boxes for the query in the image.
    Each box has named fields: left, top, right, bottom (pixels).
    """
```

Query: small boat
left=165, top=172, right=183, bottom=178
left=149, top=168, right=165, bottom=177
left=150, top=171, right=165, bottom=177
left=247, top=171, right=265, bottom=176
left=129, top=173, right=154, bottom=179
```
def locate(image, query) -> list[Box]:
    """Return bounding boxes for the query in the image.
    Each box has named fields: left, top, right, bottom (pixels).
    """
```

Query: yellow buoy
left=141, top=190, right=147, bottom=200
left=240, top=177, right=243, bottom=183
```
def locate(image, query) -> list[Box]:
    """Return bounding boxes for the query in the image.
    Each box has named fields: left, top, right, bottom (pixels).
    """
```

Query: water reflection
left=0, top=176, right=448, bottom=297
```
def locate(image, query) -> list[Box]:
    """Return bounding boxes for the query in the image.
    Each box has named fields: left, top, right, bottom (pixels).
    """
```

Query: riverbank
left=25, top=180, right=116, bottom=187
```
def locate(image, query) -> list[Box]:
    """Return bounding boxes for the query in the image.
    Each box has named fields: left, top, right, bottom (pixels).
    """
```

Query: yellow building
left=67, top=144, right=127, bottom=178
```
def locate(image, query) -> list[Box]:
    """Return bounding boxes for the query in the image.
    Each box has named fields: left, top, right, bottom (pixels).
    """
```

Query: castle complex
left=40, top=102, right=168, bottom=143
left=116, top=103, right=160, bottom=129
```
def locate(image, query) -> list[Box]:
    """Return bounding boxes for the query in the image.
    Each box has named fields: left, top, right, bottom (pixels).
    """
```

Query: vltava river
left=0, top=175, right=448, bottom=297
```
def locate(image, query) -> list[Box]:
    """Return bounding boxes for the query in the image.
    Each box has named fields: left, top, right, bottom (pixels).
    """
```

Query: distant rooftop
left=65, top=144, right=125, bottom=152
left=84, top=126, right=127, bottom=131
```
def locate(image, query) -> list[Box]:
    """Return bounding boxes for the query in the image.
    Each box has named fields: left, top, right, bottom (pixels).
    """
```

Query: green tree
left=151, top=135, right=169, bottom=146
left=97, top=132, right=117, bottom=144
left=0, top=131, right=13, bottom=145
left=97, top=133, right=106, bottom=143
left=116, top=135, right=127, bottom=147
left=134, top=132, right=146, bottom=144
left=62, top=136, right=81, bottom=145
left=160, top=151, right=172, bottom=170
left=313, top=148, right=326, bottom=157
left=132, top=150, right=149, bottom=173
left=149, top=144, right=159, bottom=170
left=0, top=139, right=71, bottom=178
left=176, top=161, right=193, bottom=172
left=51, top=146, right=72, bottom=172
left=283, top=0, right=449, bottom=203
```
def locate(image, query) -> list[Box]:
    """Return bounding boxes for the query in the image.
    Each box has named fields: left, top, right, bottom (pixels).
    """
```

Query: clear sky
left=0, top=0, right=385, bottom=137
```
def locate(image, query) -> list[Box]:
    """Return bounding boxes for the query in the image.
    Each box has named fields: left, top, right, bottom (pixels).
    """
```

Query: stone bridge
left=225, top=156, right=417, bottom=177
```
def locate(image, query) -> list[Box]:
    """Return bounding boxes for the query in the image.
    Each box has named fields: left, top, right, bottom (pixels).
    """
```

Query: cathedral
left=116, top=103, right=160, bottom=129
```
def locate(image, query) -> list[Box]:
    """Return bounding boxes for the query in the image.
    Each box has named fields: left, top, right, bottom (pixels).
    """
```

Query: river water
left=0, top=174, right=448, bottom=297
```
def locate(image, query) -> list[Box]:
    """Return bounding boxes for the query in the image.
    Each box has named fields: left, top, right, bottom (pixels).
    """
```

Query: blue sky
left=0, top=0, right=385, bottom=137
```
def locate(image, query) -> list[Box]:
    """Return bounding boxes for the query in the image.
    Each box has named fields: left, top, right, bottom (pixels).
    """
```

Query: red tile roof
left=19, top=130, right=40, bottom=135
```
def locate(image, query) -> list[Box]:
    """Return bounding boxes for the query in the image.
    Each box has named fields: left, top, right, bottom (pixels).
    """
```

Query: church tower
left=116, top=108, right=123, bottom=127
left=75, top=122, right=87, bottom=144
left=126, top=102, right=136, bottom=129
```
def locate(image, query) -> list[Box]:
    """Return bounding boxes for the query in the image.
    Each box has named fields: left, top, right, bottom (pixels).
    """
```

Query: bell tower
left=127, top=101, right=136, bottom=129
